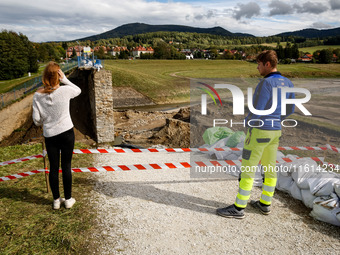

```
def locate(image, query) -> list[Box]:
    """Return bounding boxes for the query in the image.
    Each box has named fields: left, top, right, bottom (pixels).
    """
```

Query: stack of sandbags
left=276, top=157, right=340, bottom=226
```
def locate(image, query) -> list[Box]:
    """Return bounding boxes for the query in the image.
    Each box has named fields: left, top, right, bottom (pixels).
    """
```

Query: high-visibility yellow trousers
left=235, top=128, right=281, bottom=208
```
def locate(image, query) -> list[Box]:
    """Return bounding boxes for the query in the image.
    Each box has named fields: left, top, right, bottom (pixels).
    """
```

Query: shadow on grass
left=0, top=186, right=50, bottom=205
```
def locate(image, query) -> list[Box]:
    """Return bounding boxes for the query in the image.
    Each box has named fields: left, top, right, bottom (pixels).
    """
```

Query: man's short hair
left=256, top=50, right=278, bottom=68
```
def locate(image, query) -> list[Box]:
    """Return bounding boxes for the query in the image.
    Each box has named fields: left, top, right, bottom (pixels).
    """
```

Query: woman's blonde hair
left=42, top=61, right=60, bottom=93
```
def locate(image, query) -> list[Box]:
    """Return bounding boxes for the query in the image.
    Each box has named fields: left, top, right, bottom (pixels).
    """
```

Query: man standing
left=217, top=50, right=295, bottom=219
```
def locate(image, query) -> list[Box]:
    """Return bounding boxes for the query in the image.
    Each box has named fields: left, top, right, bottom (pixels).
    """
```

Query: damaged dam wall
left=68, top=68, right=115, bottom=143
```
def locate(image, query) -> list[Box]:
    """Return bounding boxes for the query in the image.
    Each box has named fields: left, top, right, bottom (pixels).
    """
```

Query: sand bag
left=225, top=131, right=246, bottom=148
left=310, top=194, right=340, bottom=226
left=291, top=167, right=318, bottom=190
left=301, top=189, right=317, bottom=208
left=308, top=172, right=337, bottom=197
left=289, top=181, right=303, bottom=201
left=276, top=175, right=294, bottom=193
left=202, top=127, right=234, bottom=145
left=335, top=183, right=340, bottom=198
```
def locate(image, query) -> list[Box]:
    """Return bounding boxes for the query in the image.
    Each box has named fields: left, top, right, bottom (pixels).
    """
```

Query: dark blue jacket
left=245, top=72, right=295, bottom=130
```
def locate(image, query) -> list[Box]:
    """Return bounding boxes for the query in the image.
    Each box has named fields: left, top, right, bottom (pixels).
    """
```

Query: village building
left=132, top=46, right=155, bottom=58
left=67, top=46, right=83, bottom=57
left=298, top=54, right=313, bottom=62
left=111, top=46, right=128, bottom=56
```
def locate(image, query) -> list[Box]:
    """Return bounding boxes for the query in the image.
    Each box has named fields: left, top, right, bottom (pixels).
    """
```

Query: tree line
left=0, top=31, right=70, bottom=80
left=84, top=31, right=340, bottom=50
left=1, top=29, right=339, bottom=80
left=0, top=31, right=38, bottom=80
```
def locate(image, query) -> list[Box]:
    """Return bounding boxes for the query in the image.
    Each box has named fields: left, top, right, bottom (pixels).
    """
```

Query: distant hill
left=275, top=27, right=340, bottom=38
left=78, top=23, right=254, bottom=41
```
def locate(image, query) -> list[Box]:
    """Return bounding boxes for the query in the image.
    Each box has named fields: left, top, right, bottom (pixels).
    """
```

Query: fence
left=0, top=61, right=78, bottom=110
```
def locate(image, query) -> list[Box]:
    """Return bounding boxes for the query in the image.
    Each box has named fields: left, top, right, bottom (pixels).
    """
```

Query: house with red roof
left=111, top=46, right=128, bottom=56
left=299, top=54, right=313, bottom=62
left=132, top=46, right=154, bottom=58
left=67, top=46, right=84, bottom=57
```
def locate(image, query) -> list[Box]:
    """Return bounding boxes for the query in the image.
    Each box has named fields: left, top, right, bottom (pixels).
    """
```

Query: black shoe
left=216, top=205, right=245, bottom=219
left=250, top=200, right=271, bottom=215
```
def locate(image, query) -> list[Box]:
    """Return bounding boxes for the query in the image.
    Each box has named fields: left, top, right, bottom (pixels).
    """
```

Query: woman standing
left=33, top=62, right=81, bottom=209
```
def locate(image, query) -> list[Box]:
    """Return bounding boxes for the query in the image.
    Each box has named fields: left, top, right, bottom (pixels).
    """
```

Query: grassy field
left=105, top=59, right=340, bottom=103
left=0, top=65, right=46, bottom=94
left=299, top=45, right=340, bottom=54
left=235, top=43, right=339, bottom=53
left=240, top=42, right=287, bottom=48
left=0, top=143, right=98, bottom=254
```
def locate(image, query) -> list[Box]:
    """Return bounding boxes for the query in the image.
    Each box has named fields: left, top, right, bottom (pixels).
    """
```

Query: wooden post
left=42, top=141, right=50, bottom=193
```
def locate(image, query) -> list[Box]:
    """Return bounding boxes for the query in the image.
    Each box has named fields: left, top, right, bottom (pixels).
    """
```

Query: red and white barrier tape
left=72, top=145, right=338, bottom=154
left=0, top=169, right=46, bottom=182
left=1, top=144, right=338, bottom=168
left=0, top=154, right=43, bottom=167
left=326, top=144, right=339, bottom=153
left=0, top=157, right=329, bottom=182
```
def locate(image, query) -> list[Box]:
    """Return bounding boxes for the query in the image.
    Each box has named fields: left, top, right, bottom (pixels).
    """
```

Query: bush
left=280, top=58, right=292, bottom=64
left=318, top=49, right=333, bottom=64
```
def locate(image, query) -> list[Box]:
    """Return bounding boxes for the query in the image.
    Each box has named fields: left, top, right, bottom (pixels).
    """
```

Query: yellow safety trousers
left=235, top=128, right=281, bottom=208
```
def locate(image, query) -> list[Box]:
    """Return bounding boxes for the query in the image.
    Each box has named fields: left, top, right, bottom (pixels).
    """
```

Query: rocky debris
left=151, top=118, right=190, bottom=148
left=114, top=108, right=191, bottom=148
left=172, top=107, right=190, bottom=122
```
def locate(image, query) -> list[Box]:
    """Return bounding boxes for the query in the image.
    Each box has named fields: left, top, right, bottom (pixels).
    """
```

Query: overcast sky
left=0, top=0, right=339, bottom=42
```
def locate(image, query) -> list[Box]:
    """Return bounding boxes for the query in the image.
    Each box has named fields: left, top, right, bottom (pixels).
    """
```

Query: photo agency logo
left=199, top=83, right=312, bottom=128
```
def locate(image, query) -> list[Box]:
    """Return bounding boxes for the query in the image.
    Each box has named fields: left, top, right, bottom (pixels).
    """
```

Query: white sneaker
left=53, top=198, right=65, bottom=210
left=65, top=198, right=76, bottom=209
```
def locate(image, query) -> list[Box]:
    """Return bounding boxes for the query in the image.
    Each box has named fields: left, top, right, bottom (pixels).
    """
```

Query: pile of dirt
left=151, top=118, right=190, bottom=148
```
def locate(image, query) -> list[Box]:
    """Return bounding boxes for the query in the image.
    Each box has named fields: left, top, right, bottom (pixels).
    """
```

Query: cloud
left=0, top=0, right=202, bottom=41
left=268, top=0, right=294, bottom=16
left=194, top=9, right=216, bottom=21
left=0, top=0, right=340, bottom=42
left=232, top=2, right=261, bottom=20
left=293, top=1, right=328, bottom=14
left=311, top=22, right=333, bottom=29
left=329, top=0, right=340, bottom=10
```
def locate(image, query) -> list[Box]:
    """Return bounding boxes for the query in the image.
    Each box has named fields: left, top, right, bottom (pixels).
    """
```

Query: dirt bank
left=0, top=94, right=35, bottom=142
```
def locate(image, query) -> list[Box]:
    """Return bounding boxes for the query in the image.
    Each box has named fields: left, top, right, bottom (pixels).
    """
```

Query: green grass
left=299, top=45, right=340, bottom=54
left=105, top=59, right=340, bottom=103
left=239, top=42, right=288, bottom=48
left=0, top=64, right=46, bottom=94
left=292, top=114, right=340, bottom=134
left=0, top=143, right=98, bottom=254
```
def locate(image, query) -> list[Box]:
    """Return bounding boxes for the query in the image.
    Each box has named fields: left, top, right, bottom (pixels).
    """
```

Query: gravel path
left=88, top=151, right=340, bottom=255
